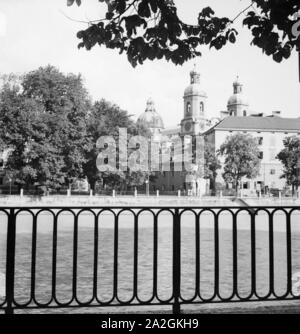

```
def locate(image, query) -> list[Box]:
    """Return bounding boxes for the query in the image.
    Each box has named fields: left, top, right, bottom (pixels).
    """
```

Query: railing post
left=173, top=208, right=181, bottom=314
left=5, top=208, right=16, bottom=314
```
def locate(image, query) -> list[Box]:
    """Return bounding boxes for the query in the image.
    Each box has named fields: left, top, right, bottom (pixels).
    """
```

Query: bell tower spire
left=181, top=65, right=207, bottom=135
left=190, top=64, right=200, bottom=84
left=227, top=76, right=249, bottom=117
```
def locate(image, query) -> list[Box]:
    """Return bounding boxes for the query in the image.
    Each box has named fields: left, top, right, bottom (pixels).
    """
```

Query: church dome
left=184, top=85, right=207, bottom=97
left=137, top=98, right=164, bottom=130
left=184, top=65, right=207, bottom=97
left=227, top=77, right=249, bottom=107
left=227, top=94, right=248, bottom=106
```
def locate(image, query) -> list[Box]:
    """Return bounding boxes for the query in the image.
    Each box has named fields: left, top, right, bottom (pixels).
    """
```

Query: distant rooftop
left=161, top=127, right=181, bottom=136
left=210, top=116, right=300, bottom=133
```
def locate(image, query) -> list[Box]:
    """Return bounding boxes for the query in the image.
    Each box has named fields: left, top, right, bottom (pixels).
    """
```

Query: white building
left=137, top=67, right=300, bottom=195
left=205, top=115, right=300, bottom=194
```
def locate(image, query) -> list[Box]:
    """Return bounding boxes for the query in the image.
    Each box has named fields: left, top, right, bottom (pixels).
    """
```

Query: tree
left=204, top=142, right=221, bottom=195
left=84, top=99, right=151, bottom=192
left=1, top=66, right=91, bottom=193
left=219, top=133, right=260, bottom=193
left=67, top=0, right=300, bottom=67
left=0, top=77, right=43, bottom=190
left=277, top=136, right=300, bottom=195
left=21, top=66, right=91, bottom=188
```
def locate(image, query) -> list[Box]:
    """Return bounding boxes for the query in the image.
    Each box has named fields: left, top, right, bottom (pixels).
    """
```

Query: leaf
left=67, top=0, right=81, bottom=6
left=138, top=1, right=151, bottom=18
left=228, top=32, right=236, bottom=43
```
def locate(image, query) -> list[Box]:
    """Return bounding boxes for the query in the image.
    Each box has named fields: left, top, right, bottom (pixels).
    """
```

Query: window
left=243, top=182, right=249, bottom=189
left=187, top=102, right=191, bottom=115
left=270, top=169, right=276, bottom=175
left=257, top=137, right=263, bottom=145
left=200, top=102, right=204, bottom=113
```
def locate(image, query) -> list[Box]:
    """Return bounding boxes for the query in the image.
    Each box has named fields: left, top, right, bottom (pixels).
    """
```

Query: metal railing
left=0, top=206, right=300, bottom=314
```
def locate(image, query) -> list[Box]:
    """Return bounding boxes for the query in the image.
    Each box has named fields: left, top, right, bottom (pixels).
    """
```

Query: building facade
left=205, top=116, right=300, bottom=195
left=137, top=67, right=300, bottom=196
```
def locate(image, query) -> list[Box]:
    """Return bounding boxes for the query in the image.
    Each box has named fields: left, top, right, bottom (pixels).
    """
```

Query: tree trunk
left=235, top=179, right=239, bottom=195
left=90, top=180, right=96, bottom=192
left=292, top=184, right=295, bottom=197
left=210, top=177, right=216, bottom=196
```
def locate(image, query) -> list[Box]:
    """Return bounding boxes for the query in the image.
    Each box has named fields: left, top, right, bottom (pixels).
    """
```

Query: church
left=137, top=66, right=300, bottom=196
left=1, top=66, right=300, bottom=196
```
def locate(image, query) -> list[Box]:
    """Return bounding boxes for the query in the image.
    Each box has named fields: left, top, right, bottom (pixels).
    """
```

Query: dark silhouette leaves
left=69, top=0, right=300, bottom=67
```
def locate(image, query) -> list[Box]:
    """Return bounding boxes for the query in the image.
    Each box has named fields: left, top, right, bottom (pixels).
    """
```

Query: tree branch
left=231, top=1, right=255, bottom=23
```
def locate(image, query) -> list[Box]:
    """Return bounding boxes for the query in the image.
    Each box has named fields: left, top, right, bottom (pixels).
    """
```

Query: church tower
left=227, top=77, right=249, bottom=117
left=181, top=65, right=207, bottom=136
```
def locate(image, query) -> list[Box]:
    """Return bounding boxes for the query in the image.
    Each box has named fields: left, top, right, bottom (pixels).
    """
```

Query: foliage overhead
left=67, top=0, right=300, bottom=67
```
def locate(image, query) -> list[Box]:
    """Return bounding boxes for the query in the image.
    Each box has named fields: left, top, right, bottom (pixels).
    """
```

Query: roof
left=161, top=127, right=181, bottom=136
left=227, top=93, right=249, bottom=106
left=184, top=84, right=207, bottom=97
left=137, top=111, right=164, bottom=129
left=209, top=116, right=300, bottom=133
left=137, top=98, right=164, bottom=129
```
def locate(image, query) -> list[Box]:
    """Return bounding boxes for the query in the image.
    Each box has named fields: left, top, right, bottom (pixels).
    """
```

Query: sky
left=0, top=0, right=299, bottom=128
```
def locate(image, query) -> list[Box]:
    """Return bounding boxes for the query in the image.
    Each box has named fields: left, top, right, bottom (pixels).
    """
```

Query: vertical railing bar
left=93, top=213, right=99, bottom=300
left=153, top=213, right=158, bottom=299
left=251, top=212, right=256, bottom=297
left=30, top=213, right=37, bottom=302
left=286, top=211, right=292, bottom=295
left=172, top=208, right=181, bottom=314
left=72, top=213, right=78, bottom=301
left=195, top=213, right=200, bottom=297
left=232, top=212, right=238, bottom=296
left=133, top=213, right=138, bottom=299
left=113, top=214, right=119, bottom=299
left=51, top=213, right=58, bottom=302
left=269, top=212, right=275, bottom=295
left=5, top=208, right=16, bottom=314
left=214, top=212, right=220, bottom=298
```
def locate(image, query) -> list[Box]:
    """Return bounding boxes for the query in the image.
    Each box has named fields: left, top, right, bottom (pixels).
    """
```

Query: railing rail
left=0, top=206, right=300, bottom=314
